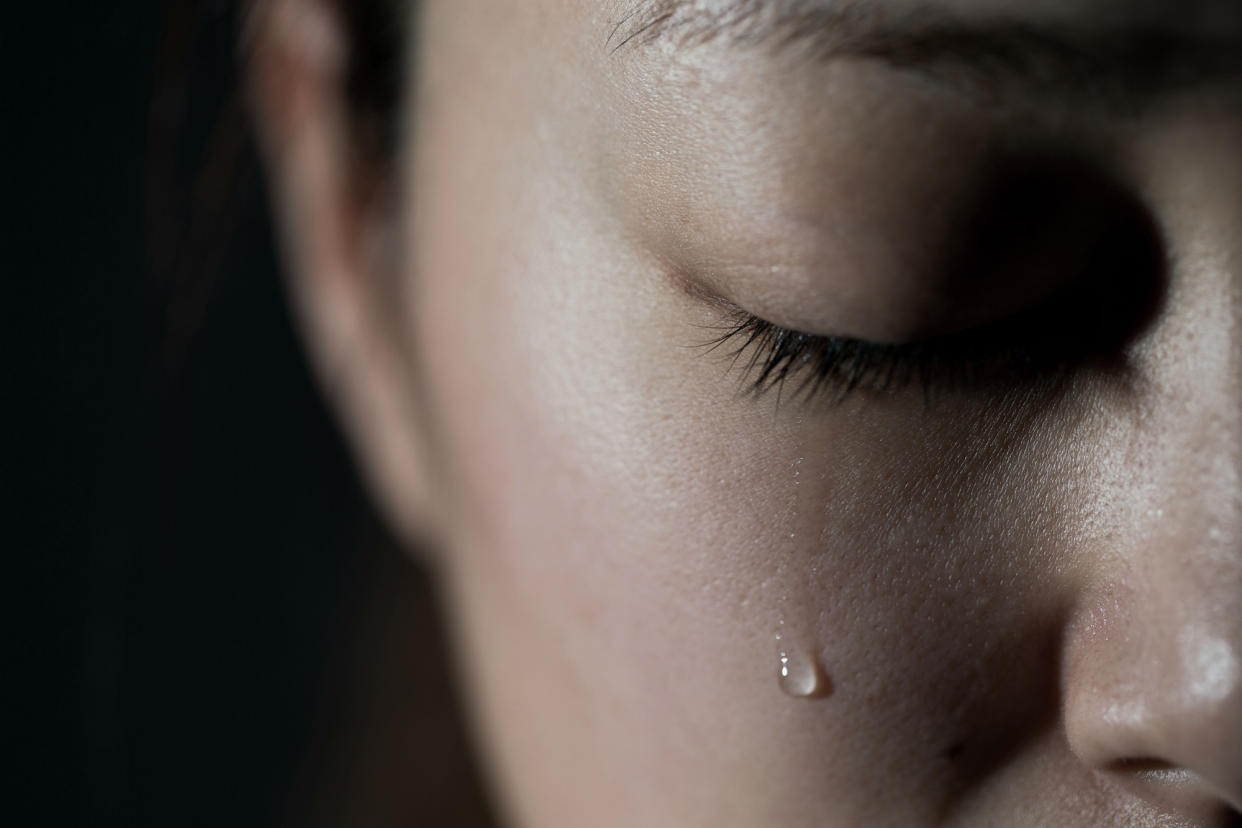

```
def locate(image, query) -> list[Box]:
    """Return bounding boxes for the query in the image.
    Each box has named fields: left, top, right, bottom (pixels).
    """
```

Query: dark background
left=10, top=3, right=495, bottom=825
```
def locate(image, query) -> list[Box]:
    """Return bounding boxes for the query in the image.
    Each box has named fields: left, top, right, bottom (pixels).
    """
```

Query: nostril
left=1110, top=757, right=1196, bottom=786
left=1106, top=759, right=1242, bottom=824
left=1111, top=758, right=1178, bottom=774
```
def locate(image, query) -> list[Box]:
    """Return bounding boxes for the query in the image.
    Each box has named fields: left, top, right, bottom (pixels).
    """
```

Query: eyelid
left=696, top=193, right=1166, bottom=409
left=700, top=303, right=1084, bottom=408
left=704, top=308, right=937, bottom=405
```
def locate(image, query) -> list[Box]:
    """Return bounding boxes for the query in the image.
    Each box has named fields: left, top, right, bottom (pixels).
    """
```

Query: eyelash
left=703, top=307, right=1066, bottom=406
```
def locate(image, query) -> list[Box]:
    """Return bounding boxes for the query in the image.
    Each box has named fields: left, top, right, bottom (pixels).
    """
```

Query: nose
left=1065, top=586, right=1242, bottom=819
left=1062, top=255, right=1242, bottom=821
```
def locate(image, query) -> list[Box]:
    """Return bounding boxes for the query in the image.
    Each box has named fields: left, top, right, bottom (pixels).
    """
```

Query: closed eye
left=700, top=200, right=1167, bottom=409
left=697, top=154, right=1168, bottom=409
left=702, top=306, right=1067, bottom=406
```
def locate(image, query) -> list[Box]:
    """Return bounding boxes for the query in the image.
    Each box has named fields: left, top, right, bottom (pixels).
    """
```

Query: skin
left=249, top=0, right=1242, bottom=825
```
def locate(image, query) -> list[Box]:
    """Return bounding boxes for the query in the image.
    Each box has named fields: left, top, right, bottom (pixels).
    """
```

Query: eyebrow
left=609, top=0, right=1242, bottom=108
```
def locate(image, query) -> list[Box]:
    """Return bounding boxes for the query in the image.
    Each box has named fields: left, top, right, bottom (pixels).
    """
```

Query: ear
left=245, top=0, right=434, bottom=551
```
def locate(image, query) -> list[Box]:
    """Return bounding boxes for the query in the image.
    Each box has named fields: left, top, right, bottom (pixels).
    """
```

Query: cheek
left=411, top=145, right=837, bottom=818
left=410, top=131, right=1122, bottom=819
left=405, top=41, right=1128, bottom=823
left=412, top=148, right=789, bottom=661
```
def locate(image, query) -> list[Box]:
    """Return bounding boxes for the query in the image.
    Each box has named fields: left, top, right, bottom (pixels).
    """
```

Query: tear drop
left=777, top=647, right=830, bottom=698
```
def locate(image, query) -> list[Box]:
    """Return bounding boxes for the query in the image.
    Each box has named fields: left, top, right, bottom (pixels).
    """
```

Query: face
left=259, top=0, right=1242, bottom=824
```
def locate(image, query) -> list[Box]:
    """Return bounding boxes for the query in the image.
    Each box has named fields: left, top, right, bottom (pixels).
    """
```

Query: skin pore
left=251, top=0, right=1242, bottom=825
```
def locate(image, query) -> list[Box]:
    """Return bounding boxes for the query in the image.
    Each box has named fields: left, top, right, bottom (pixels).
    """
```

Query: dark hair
left=340, top=0, right=411, bottom=166
left=139, top=6, right=498, bottom=823
left=147, top=0, right=412, bottom=364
